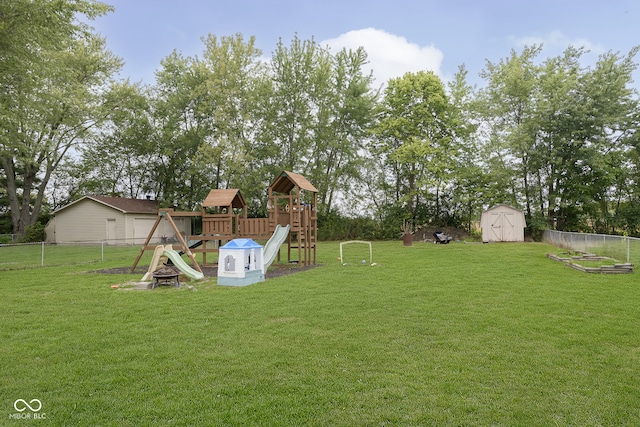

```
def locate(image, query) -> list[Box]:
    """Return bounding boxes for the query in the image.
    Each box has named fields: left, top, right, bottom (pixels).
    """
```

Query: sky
left=90, top=0, right=640, bottom=89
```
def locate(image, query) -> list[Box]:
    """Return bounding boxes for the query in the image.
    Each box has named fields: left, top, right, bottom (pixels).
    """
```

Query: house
left=480, top=204, right=526, bottom=242
left=45, top=195, right=190, bottom=244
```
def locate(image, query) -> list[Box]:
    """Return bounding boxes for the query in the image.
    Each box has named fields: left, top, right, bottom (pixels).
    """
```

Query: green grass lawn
left=1, top=241, right=639, bottom=426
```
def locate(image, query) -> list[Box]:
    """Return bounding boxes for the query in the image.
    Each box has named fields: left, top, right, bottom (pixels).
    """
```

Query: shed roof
left=269, top=171, right=318, bottom=194
left=483, top=204, right=523, bottom=214
left=54, top=195, right=159, bottom=214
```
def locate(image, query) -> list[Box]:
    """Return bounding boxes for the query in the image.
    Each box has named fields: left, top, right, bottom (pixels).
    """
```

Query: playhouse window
left=224, top=255, right=235, bottom=272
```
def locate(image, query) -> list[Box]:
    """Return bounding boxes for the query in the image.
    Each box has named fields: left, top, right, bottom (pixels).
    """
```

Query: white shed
left=45, top=196, right=190, bottom=244
left=480, top=204, right=526, bottom=242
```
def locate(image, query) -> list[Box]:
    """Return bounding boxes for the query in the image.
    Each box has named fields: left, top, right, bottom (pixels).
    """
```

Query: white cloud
left=321, top=28, right=444, bottom=87
left=511, top=30, right=606, bottom=55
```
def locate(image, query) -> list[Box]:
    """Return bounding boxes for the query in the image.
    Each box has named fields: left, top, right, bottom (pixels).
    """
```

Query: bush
left=318, top=211, right=387, bottom=241
left=527, top=213, right=550, bottom=242
left=24, top=222, right=46, bottom=242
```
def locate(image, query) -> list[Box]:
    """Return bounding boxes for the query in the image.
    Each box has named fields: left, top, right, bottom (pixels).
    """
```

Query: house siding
left=47, top=197, right=195, bottom=244
left=53, top=199, right=126, bottom=242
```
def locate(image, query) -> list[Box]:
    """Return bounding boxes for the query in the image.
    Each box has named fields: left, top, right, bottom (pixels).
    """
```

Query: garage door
left=134, top=218, right=158, bottom=244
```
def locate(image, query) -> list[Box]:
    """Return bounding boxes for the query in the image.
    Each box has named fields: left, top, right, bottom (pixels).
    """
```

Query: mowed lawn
left=1, top=241, right=639, bottom=426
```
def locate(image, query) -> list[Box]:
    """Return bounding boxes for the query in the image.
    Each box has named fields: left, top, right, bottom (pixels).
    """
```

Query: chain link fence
left=0, top=240, right=144, bottom=270
left=543, top=230, right=640, bottom=265
left=0, top=233, right=24, bottom=243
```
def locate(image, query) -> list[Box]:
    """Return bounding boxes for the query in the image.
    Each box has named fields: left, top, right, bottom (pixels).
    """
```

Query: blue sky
left=91, top=0, right=639, bottom=89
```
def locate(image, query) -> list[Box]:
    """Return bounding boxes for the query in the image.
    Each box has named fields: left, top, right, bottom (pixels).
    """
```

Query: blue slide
left=263, top=224, right=290, bottom=270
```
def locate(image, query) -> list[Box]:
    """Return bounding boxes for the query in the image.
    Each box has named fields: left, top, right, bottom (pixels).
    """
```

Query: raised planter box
left=546, top=251, right=634, bottom=274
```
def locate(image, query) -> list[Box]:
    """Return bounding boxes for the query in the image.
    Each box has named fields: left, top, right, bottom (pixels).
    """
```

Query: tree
left=574, top=48, right=639, bottom=232
left=446, top=66, right=482, bottom=230
left=150, top=50, right=215, bottom=209
left=478, top=46, right=542, bottom=221
left=0, top=0, right=120, bottom=234
left=261, top=36, right=327, bottom=172
left=197, top=33, right=266, bottom=209
left=51, top=81, right=156, bottom=205
left=257, top=37, right=377, bottom=214
left=371, top=71, right=454, bottom=227
left=478, top=45, right=640, bottom=233
left=149, top=34, right=264, bottom=210
left=306, top=47, right=377, bottom=215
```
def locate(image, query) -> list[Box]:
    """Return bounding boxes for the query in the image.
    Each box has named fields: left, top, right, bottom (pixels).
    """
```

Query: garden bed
left=547, top=250, right=634, bottom=274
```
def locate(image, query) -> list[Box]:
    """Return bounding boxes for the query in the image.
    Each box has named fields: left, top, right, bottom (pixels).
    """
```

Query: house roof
left=202, top=189, right=246, bottom=209
left=269, top=170, right=318, bottom=194
left=54, top=195, right=159, bottom=214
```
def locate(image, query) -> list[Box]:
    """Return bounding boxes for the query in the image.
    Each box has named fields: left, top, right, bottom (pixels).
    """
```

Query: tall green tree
left=198, top=34, right=265, bottom=209
left=262, top=36, right=327, bottom=172
left=53, top=81, right=156, bottom=204
left=0, top=0, right=120, bottom=234
left=478, top=45, right=542, bottom=220
left=259, top=37, right=377, bottom=214
left=150, top=34, right=264, bottom=210
left=478, top=45, right=639, bottom=233
left=151, top=50, right=212, bottom=209
left=446, top=66, right=482, bottom=230
left=371, top=70, right=454, bottom=226
left=307, top=47, right=377, bottom=215
left=574, top=48, right=639, bottom=232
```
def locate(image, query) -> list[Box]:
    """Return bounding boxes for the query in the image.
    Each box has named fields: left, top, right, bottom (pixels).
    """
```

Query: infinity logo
left=14, top=399, right=42, bottom=412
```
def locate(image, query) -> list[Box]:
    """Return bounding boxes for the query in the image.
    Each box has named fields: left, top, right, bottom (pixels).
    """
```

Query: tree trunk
left=1, top=156, right=24, bottom=234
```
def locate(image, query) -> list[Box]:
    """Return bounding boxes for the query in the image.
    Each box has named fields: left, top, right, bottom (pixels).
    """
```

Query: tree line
left=2, top=1, right=639, bottom=241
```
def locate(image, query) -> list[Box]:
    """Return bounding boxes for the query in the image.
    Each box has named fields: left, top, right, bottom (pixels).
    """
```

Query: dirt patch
left=412, top=226, right=470, bottom=242
left=96, top=263, right=320, bottom=279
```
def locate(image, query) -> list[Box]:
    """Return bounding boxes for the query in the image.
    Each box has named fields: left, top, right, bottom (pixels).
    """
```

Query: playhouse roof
left=269, top=171, right=318, bottom=194
left=221, top=238, right=263, bottom=249
left=202, top=189, right=246, bottom=209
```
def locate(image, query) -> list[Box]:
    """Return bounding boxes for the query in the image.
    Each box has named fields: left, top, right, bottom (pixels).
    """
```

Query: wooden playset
left=131, top=171, right=318, bottom=273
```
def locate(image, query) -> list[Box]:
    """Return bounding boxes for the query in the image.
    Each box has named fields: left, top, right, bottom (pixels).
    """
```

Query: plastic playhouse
left=217, top=238, right=265, bottom=286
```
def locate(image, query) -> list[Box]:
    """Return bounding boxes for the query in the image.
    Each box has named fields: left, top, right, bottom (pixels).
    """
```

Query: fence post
left=41, top=241, right=45, bottom=266
left=627, top=237, right=630, bottom=263
left=102, top=240, right=105, bottom=262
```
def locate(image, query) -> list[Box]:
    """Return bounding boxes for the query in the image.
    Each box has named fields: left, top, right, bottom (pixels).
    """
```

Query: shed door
left=106, top=219, right=116, bottom=243
left=490, top=212, right=515, bottom=241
